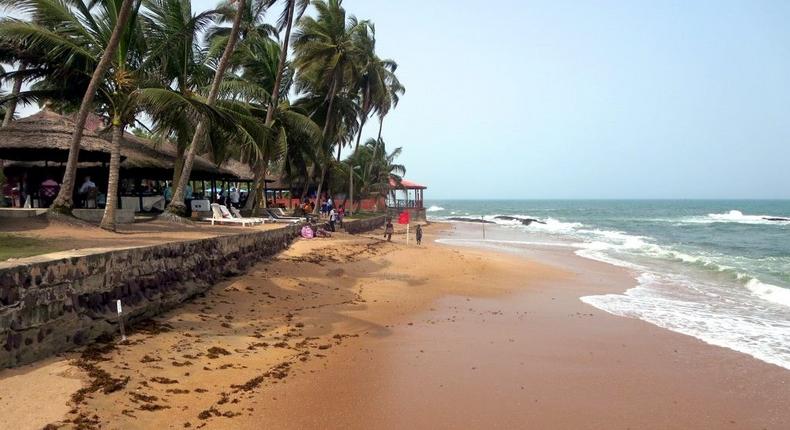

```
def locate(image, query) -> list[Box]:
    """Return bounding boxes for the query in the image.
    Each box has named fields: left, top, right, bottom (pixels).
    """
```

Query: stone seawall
left=343, top=216, right=386, bottom=235
left=0, top=225, right=301, bottom=368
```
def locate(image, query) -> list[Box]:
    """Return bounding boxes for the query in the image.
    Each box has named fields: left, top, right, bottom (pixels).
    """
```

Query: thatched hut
left=1, top=110, right=255, bottom=211
left=0, top=109, right=114, bottom=162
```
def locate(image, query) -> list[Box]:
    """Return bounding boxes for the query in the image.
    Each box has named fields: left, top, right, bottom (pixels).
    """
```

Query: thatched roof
left=0, top=109, right=114, bottom=162
left=0, top=110, right=254, bottom=180
left=116, top=131, right=243, bottom=179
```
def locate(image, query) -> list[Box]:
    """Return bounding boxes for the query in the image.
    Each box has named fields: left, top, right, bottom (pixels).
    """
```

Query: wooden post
left=116, top=300, right=126, bottom=342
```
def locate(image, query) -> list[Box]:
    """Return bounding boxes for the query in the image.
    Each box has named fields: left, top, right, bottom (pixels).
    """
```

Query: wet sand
left=0, top=223, right=788, bottom=429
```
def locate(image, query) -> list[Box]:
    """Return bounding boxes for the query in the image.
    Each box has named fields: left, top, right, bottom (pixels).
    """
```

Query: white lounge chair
left=229, top=206, right=267, bottom=224
left=203, top=204, right=263, bottom=227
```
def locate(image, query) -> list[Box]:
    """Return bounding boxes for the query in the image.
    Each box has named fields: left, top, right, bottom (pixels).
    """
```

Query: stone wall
left=343, top=215, right=386, bottom=235
left=0, top=225, right=301, bottom=368
left=73, top=208, right=135, bottom=224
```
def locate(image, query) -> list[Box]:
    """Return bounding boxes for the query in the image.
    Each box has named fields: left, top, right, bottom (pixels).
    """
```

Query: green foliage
left=0, top=0, right=405, bottom=205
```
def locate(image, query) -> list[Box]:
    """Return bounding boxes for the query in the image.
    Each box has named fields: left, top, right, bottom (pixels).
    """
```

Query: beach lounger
left=203, top=204, right=263, bottom=227
left=264, top=208, right=302, bottom=224
left=229, top=206, right=267, bottom=224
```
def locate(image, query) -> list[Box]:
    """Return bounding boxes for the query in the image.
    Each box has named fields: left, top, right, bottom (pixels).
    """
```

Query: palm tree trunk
left=377, top=115, right=384, bottom=141
left=167, top=0, right=247, bottom=217
left=2, top=62, right=25, bottom=128
left=312, top=74, right=339, bottom=215
left=348, top=111, right=369, bottom=215
left=254, top=163, right=268, bottom=210
left=302, top=166, right=315, bottom=200
left=264, top=0, right=295, bottom=125
left=288, top=177, right=294, bottom=209
left=100, top=119, right=124, bottom=231
left=50, top=0, right=135, bottom=214
left=313, top=165, right=326, bottom=214
left=243, top=163, right=261, bottom=211
left=172, top=145, right=185, bottom=188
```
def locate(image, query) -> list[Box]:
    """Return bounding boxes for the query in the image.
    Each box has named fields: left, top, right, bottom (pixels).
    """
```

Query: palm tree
left=56, top=0, right=137, bottom=213
left=97, top=3, right=220, bottom=230
left=345, top=22, right=402, bottom=214
left=0, top=0, right=138, bottom=213
left=166, top=0, right=249, bottom=217
left=292, top=0, right=367, bottom=212
left=1, top=62, right=25, bottom=127
left=262, top=0, right=309, bottom=125
left=141, top=0, right=219, bottom=187
left=347, top=137, right=404, bottom=211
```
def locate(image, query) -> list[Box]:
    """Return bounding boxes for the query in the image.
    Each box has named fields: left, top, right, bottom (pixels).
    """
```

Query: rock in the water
left=494, top=216, right=546, bottom=226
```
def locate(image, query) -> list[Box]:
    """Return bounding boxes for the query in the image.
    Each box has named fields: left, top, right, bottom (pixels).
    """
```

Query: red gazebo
left=388, top=177, right=427, bottom=221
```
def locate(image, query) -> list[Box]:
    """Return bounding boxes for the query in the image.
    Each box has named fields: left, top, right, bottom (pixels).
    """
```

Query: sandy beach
left=0, top=222, right=788, bottom=429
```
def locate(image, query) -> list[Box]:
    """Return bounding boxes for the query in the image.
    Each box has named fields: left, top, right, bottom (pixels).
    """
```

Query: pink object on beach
left=301, top=225, right=314, bottom=239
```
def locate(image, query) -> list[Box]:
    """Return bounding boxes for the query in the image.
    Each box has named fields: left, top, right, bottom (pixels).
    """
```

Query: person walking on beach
left=415, top=224, right=423, bottom=245
left=328, top=207, right=337, bottom=232
left=384, top=219, right=394, bottom=241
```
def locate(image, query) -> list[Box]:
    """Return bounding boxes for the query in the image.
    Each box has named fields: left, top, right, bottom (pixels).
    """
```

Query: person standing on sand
left=384, top=219, right=394, bottom=241
left=415, top=224, right=423, bottom=245
left=329, top=207, right=337, bottom=232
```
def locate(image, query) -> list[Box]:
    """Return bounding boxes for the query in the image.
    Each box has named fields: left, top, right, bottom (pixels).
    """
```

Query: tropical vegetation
left=0, top=0, right=405, bottom=229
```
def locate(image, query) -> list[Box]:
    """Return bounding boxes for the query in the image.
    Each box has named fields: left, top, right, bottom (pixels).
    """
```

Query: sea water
left=428, top=200, right=790, bottom=370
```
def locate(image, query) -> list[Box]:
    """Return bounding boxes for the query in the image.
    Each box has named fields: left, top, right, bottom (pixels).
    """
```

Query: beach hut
left=0, top=109, right=255, bottom=212
left=0, top=109, right=115, bottom=163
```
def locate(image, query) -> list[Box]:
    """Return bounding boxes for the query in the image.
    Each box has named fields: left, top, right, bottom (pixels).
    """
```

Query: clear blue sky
left=8, top=1, right=790, bottom=199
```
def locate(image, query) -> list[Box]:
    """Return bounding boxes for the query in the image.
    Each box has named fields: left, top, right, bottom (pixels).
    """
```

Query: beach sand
left=0, top=222, right=788, bottom=429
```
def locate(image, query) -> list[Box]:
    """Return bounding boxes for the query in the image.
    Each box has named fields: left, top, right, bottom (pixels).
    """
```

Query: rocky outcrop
left=494, top=216, right=546, bottom=226
left=0, top=225, right=301, bottom=368
left=446, top=217, right=494, bottom=224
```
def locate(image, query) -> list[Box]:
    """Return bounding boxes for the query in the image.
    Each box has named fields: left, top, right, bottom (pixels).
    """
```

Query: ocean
left=427, top=200, right=790, bottom=370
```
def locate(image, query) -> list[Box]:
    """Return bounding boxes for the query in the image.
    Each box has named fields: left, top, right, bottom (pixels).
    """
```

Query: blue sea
left=427, top=200, right=790, bottom=370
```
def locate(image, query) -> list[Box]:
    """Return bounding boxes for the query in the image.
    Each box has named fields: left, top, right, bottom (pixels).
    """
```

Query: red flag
left=398, top=211, right=410, bottom=225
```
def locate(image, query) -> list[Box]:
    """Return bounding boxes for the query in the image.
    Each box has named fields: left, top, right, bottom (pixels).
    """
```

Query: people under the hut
left=163, top=182, right=173, bottom=203
left=78, top=176, right=98, bottom=208
left=39, top=177, right=60, bottom=208
left=2, top=176, right=20, bottom=207
left=229, top=187, right=240, bottom=208
left=184, top=183, right=193, bottom=200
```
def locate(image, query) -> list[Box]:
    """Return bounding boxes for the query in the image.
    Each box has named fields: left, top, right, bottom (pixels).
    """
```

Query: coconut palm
left=167, top=0, right=249, bottom=217
left=1, top=63, right=25, bottom=127
left=292, top=0, right=367, bottom=211
left=262, top=0, right=309, bottom=124
left=141, top=0, right=219, bottom=187
left=345, top=22, right=402, bottom=214
left=1, top=0, right=232, bottom=228
left=0, top=0, right=138, bottom=212
left=346, top=137, right=404, bottom=211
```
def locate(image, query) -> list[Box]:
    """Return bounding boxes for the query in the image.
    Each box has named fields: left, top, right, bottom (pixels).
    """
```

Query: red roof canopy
left=389, top=177, right=427, bottom=189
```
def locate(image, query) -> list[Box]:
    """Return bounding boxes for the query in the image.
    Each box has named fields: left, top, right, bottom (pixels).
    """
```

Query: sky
left=5, top=0, right=790, bottom=199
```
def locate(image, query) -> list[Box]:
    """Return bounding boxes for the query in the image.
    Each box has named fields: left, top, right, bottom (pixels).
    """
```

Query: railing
left=388, top=199, right=423, bottom=209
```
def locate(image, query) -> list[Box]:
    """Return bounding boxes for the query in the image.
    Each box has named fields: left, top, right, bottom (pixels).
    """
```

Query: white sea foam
left=426, top=205, right=445, bottom=212
left=676, top=210, right=790, bottom=225
left=435, top=205, right=790, bottom=370
left=581, top=272, right=790, bottom=370
left=435, top=238, right=577, bottom=249
left=745, top=278, right=790, bottom=307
